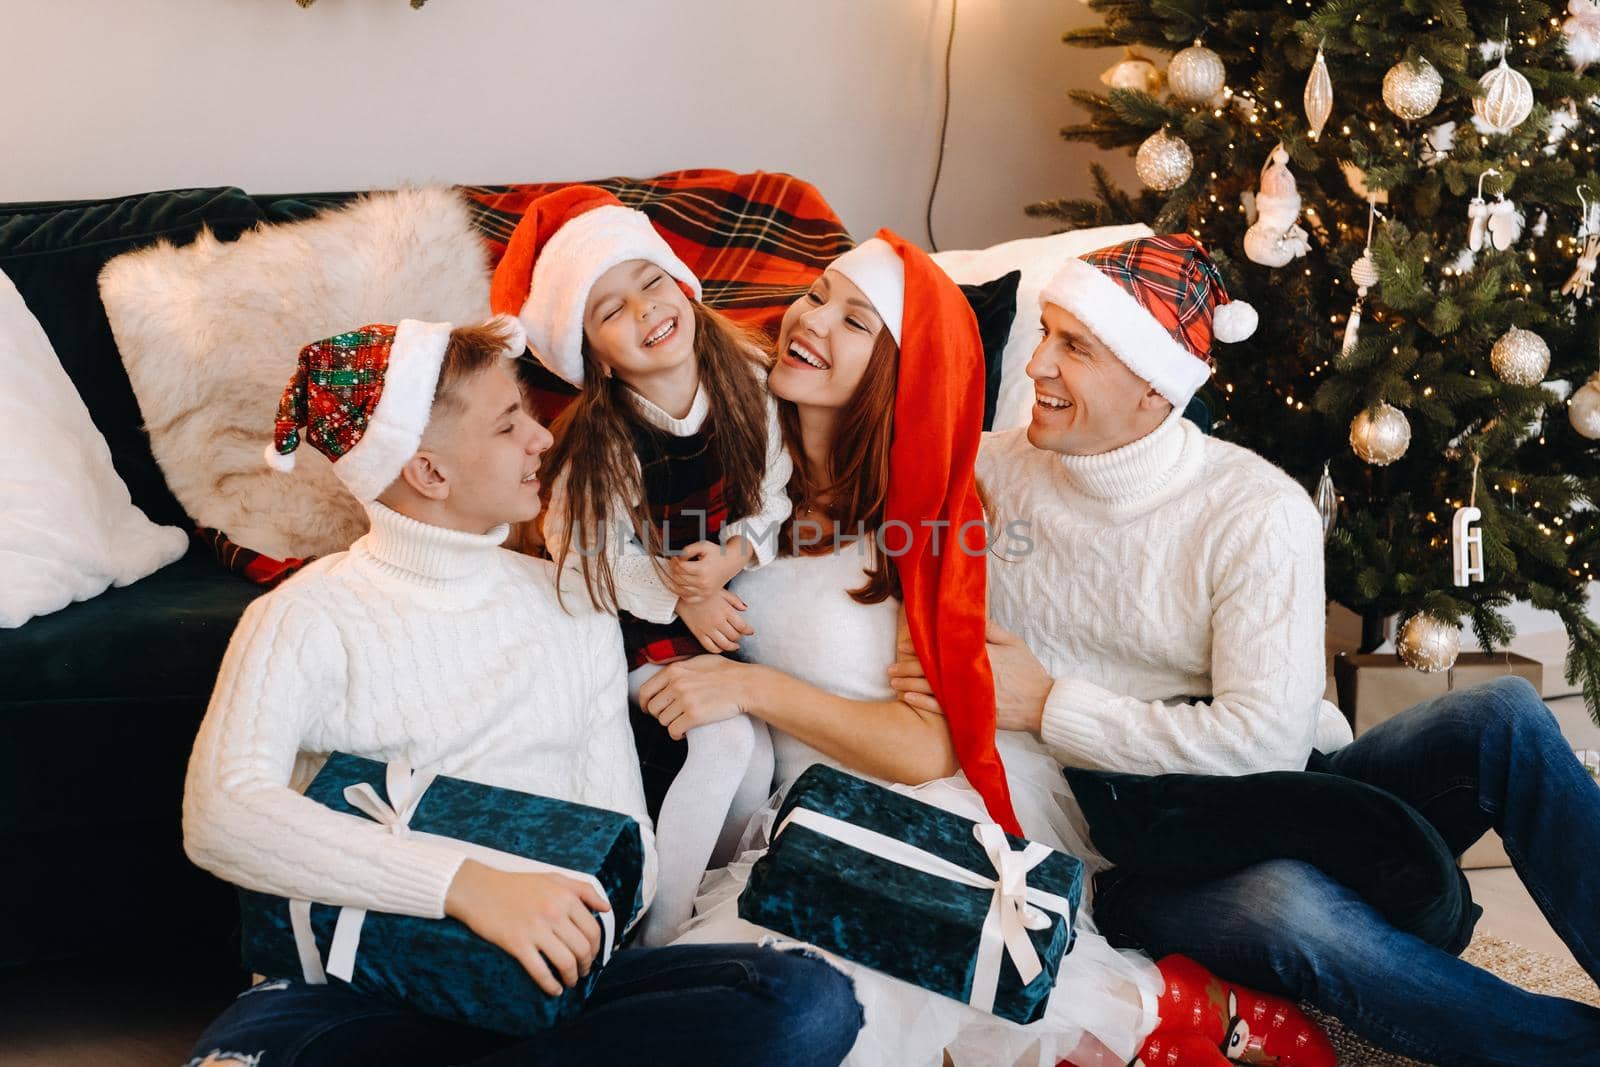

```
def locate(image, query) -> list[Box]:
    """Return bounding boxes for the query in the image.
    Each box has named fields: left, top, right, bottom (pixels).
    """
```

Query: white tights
left=630, top=663, right=775, bottom=947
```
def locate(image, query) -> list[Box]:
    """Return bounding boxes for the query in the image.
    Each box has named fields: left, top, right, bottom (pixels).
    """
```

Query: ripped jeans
left=185, top=941, right=862, bottom=1067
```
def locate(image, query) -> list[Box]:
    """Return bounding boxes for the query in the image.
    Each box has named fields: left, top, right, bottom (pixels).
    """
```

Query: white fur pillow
left=0, top=269, right=187, bottom=627
left=100, top=188, right=491, bottom=560
left=932, top=223, right=1153, bottom=433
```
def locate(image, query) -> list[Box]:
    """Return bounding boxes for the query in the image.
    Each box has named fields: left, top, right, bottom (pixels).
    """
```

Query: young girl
left=489, top=186, right=789, bottom=946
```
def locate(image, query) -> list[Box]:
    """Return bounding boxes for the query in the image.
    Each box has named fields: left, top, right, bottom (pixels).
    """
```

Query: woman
left=638, top=233, right=1161, bottom=1067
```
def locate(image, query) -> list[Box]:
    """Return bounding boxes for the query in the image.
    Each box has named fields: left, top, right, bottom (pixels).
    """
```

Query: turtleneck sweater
left=977, top=410, right=1352, bottom=778
left=183, top=500, right=654, bottom=921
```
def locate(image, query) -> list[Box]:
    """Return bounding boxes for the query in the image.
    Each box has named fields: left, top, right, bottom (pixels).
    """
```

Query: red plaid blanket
left=462, top=168, right=851, bottom=336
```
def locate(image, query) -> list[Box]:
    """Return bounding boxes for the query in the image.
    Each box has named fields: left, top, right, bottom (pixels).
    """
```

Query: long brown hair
left=543, top=300, right=772, bottom=613
left=777, top=327, right=902, bottom=604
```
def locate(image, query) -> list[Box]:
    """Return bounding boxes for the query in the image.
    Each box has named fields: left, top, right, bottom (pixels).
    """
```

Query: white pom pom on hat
left=1212, top=299, right=1259, bottom=344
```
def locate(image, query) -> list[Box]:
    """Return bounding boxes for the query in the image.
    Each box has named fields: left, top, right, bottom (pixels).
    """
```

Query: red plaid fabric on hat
left=271, top=324, right=396, bottom=463
left=1078, top=233, right=1230, bottom=364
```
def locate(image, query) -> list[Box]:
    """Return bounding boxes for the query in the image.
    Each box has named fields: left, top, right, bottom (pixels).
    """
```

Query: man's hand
left=638, top=655, right=753, bottom=739
left=668, top=537, right=754, bottom=604
left=887, top=620, right=1052, bottom=735
left=885, top=609, right=945, bottom=716
left=676, top=589, right=754, bottom=653
left=445, top=860, right=609, bottom=996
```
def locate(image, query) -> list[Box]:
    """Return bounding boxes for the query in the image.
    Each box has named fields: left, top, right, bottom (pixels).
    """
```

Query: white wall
left=0, top=0, right=1132, bottom=251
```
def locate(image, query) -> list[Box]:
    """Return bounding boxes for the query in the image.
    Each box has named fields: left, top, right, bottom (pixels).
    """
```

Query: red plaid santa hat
left=1039, top=233, right=1256, bottom=408
left=830, top=232, right=1022, bottom=837
left=489, top=185, right=702, bottom=388
left=264, top=317, right=523, bottom=501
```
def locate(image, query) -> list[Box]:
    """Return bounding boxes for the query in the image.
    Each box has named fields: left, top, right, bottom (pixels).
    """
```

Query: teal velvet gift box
left=737, top=764, right=1082, bottom=1024
left=238, top=752, right=644, bottom=1036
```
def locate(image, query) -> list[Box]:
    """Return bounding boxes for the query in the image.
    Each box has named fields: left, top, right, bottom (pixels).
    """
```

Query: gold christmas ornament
left=1490, top=326, right=1551, bottom=386
left=1350, top=403, right=1411, bottom=465
left=1475, top=53, right=1534, bottom=134
left=1304, top=46, right=1334, bottom=141
left=1101, top=49, right=1161, bottom=94
left=1167, top=41, right=1227, bottom=104
left=1397, top=613, right=1461, bottom=673
left=1382, top=58, right=1444, bottom=121
left=1135, top=129, right=1194, bottom=191
left=1569, top=374, right=1600, bottom=438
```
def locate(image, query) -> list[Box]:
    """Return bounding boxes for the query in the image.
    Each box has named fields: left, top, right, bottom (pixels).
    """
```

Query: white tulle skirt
left=672, top=732, right=1163, bottom=1067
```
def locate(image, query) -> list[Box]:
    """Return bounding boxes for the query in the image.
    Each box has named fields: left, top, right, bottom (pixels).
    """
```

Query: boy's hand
left=445, top=860, right=608, bottom=996
left=676, top=589, right=754, bottom=653
left=668, top=537, right=754, bottom=603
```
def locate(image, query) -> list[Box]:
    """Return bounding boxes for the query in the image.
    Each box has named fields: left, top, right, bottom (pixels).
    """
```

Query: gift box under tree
left=239, top=752, right=645, bottom=1036
left=738, top=764, right=1083, bottom=1025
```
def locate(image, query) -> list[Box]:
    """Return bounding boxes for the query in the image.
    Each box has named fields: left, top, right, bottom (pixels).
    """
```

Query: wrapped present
left=737, top=764, right=1082, bottom=1024
left=239, top=753, right=644, bottom=1036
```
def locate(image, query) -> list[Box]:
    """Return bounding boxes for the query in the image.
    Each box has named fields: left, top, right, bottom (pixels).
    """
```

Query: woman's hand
left=888, top=620, right=1052, bottom=735
left=676, top=589, right=754, bottom=653
left=668, top=537, right=754, bottom=604
left=444, top=859, right=609, bottom=996
left=638, top=655, right=755, bottom=739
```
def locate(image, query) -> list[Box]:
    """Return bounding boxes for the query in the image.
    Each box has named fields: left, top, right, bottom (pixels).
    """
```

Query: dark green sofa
left=0, top=187, right=354, bottom=969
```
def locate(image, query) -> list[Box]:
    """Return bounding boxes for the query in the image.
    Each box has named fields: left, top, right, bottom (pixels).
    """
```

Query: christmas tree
left=1033, top=0, right=1600, bottom=721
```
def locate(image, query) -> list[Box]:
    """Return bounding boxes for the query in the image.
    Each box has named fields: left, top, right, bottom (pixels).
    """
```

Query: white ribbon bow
left=288, top=760, right=616, bottom=986
left=773, top=808, right=1072, bottom=1014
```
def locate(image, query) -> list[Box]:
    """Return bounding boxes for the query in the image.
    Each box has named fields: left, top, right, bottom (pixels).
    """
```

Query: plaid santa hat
left=1039, top=233, right=1256, bottom=408
left=264, top=317, right=522, bottom=501
left=489, top=185, right=702, bottom=388
left=831, top=232, right=1022, bottom=837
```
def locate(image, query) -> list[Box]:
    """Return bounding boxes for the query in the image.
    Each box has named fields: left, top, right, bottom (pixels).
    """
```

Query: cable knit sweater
left=183, top=501, right=655, bottom=922
left=977, top=411, right=1352, bottom=778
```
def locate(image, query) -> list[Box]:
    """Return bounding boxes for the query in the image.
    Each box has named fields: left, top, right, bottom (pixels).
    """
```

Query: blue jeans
left=184, top=942, right=862, bottom=1067
left=1093, top=677, right=1600, bottom=1067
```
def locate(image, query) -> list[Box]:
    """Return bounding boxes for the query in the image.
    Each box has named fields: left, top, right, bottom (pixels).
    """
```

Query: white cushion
left=99, top=188, right=492, bottom=560
left=933, top=224, right=1153, bottom=432
left=0, top=269, right=187, bottom=628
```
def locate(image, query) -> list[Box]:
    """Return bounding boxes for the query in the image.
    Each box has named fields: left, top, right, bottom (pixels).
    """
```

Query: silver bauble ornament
left=1304, top=47, right=1334, bottom=141
left=1382, top=58, right=1444, bottom=121
left=1490, top=327, right=1551, bottom=386
left=1167, top=41, right=1227, bottom=103
left=1397, top=613, right=1461, bottom=673
left=1474, top=54, right=1535, bottom=134
left=1315, top=462, right=1339, bottom=540
left=1135, top=129, right=1194, bottom=191
left=1569, top=374, right=1600, bottom=438
left=1350, top=403, right=1412, bottom=465
left=1101, top=50, right=1161, bottom=94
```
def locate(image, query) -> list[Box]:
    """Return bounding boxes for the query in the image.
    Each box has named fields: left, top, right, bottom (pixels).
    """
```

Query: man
left=183, top=317, right=860, bottom=1067
left=892, top=234, right=1600, bottom=1066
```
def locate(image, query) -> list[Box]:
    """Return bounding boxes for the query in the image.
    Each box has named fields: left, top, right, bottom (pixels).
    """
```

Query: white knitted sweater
left=977, top=411, right=1352, bottom=778
left=183, top=501, right=655, bottom=921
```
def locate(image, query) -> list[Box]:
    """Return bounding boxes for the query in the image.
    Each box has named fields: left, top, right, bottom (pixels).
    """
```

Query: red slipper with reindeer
left=1133, top=954, right=1335, bottom=1067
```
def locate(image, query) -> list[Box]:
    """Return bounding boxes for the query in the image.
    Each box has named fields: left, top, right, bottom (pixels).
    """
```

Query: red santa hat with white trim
left=1038, top=233, right=1256, bottom=408
left=264, top=316, right=523, bottom=501
left=827, top=231, right=1022, bottom=838
left=489, top=185, right=702, bottom=388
